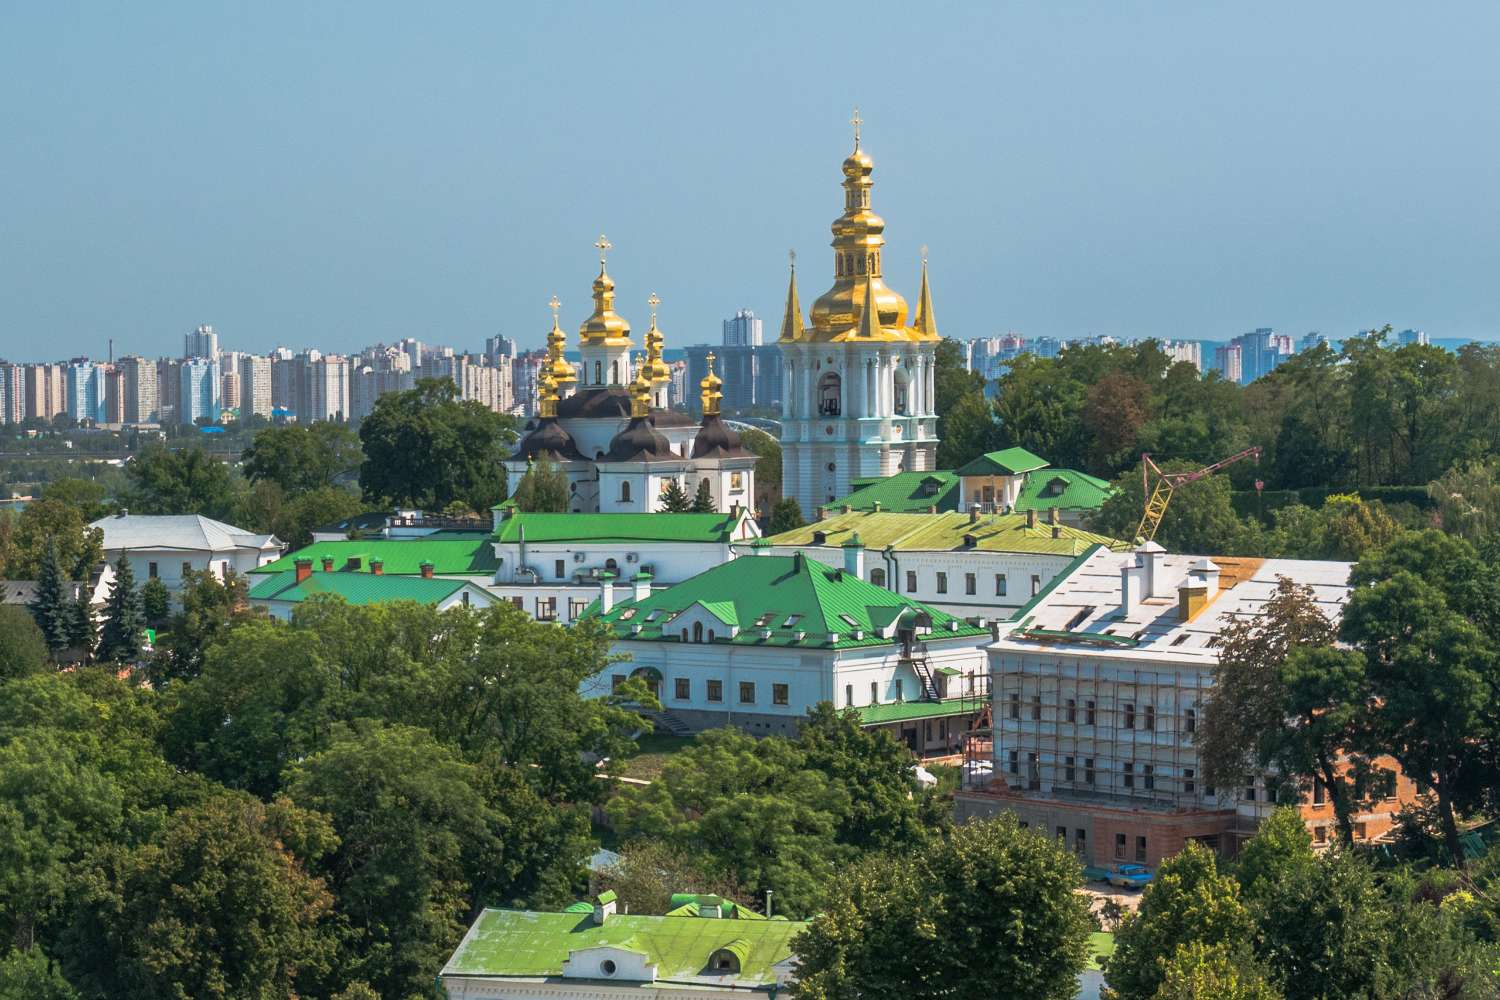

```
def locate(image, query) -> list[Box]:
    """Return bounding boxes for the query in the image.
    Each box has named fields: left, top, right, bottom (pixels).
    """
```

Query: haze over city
left=4, top=1, right=1500, bottom=360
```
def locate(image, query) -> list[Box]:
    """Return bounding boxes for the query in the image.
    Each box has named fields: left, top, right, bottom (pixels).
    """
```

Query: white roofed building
left=90, top=512, right=281, bottom=591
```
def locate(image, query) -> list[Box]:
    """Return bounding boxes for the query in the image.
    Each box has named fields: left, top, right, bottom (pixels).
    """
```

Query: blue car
left=1106, top=863, right=1153, bottom=889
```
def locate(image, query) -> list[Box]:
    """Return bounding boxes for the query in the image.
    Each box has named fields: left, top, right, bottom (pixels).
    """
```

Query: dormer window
left=838, top=613, right=860, bottom=629
left=782, top=614, right=802, bottom=628
left=753, top=612, right=776, bottom=627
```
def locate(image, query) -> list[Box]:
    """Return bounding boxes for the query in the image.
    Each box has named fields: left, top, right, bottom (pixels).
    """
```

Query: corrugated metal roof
left=494, top=512, right=741, bottom=544
left=1013, top=468, right=1116, bottom=513
left=248, top=569, right=468, bottom=606
left=91, top=513, right=278, bottom=553
left=953, top=447, right=1050, bottom=477
left=760, top=511, right=1127, bottom=555
left=857, top=699, right=980, bottom=724
left=828, top=470, right=961, bottom=513
left=252, top=535, right=498, bottom=577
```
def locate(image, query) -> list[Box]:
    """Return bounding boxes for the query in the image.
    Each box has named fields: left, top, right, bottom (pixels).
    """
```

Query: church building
left=779, top=113, right=941, bottom=517
left=505, top=242, right=758, bottom=514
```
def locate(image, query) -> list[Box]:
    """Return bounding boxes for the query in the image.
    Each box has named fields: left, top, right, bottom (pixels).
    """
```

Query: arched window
left=693, top=622, right=704, bottom=643
left=893, top=368, right=910, bottom=416
left=818, top=372, right=842, bottom=416
left=605, top=558, right=619, bottom=574
left=707, top=629, right=715, bottom=642
left=619, top=481, right=631, bottom=503
left=681, top=628, right=688, bottom=642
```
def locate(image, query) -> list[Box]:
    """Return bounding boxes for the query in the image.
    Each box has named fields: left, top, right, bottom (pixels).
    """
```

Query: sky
left=3, top=2, right=1500, bottom=361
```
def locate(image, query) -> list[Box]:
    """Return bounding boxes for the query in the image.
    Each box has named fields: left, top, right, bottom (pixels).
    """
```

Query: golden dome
left=798, top=120, right=918, bottom=343
left=628, top=354, right=652, bottom=418
left=642, top=293, right=673, bottom=386
left=578, top=234, right=633, bottom=347
left=542, top=296, right=577, bottom=386
left=537, top=369, right=560, bottom=419
left=699, top=351, right=723, bottom=416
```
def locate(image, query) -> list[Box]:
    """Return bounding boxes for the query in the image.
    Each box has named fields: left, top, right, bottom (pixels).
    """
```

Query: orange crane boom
left=1134, top=447, right=1262, bottom=543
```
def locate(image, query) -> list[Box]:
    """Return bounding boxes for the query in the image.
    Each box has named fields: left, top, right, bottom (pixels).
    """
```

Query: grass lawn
left=1087, top=931, right=1115, bottom=970
left=609, top=733, right=696, bottom=782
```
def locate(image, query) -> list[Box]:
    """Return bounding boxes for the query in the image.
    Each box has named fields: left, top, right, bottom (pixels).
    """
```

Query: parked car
left=1105, top=863, right=1153, bottom=889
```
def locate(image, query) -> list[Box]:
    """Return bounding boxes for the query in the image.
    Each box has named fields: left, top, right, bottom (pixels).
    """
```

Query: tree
left=690, top=477, right=716, bottom=512
left=793, top=815, right=1092, bottom=1000
left=658, top=477, right=692, bottom=513
left=241, top=423, right=361, bottom=494
left=1234, top=807, right=1315, bottom=901
left=359, top=378, right=517, bottom=511
left=0, top=606, right=48, bottom=680
left=29, top=538, right=71, bottom=655
left=0, top=947, right=79, bottom=1000
left=38, top=478, right=113, bottom=521
left=63, top=794, right=336, bottom=1000
left=1082, top=372, right=1153, bottom=473
left=1263, top=494, right=1401, bottom=561
left=1342, top=531, right=1500, bottom=867
left=1090, top=458, right=1257, bottom=552
left=739, top=427, right=782, bottom=498
left=1430, top=458, right=1500, bottom=540
left=148, top=569, right=256, bottom=686
left=65, top=588, right=95, bottom=663
left=595, top=840, right=747, bottom=917
left=1198, top=578, right=1364, bottom=845
left=3, top=500, right=104, bottom=581
left=767, top=496, right=805, bottom=535
left=1105, top=842, right=1256, bottom=1000
left=97, top=555, right=145, bottom=663
left=933, top=337, right=985, bottom=417
left=993, top=353, right=1090, bottom=471
left=1151, top=942, right=1282, bottom=1000
left=238, top=481, right=366, bottom=549
left=935, top=391, right=999, bottom=470
left=139, top=576, right=170, bottom=627
left=511, top=456, right=569, bottom=513
left=122, top=445, right=241, bottom=522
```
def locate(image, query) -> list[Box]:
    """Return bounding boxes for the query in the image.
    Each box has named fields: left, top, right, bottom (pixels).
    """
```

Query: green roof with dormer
left=494, top=512, right=744, bottom=544
left=247, top=569, right=474, bottom=607
left=954, top=446, right=1051, bottom=477
left=441, top=907, right=806, bottom=988
left=829, top=470, right=961, bottom=513
left=250, top=534, right=498, bottom=577
left=593, top=554, right=988, bottom=649
left=1013, top=468, right=1116, bottom=513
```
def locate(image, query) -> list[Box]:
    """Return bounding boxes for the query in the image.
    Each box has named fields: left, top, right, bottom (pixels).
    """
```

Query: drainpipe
left=881, top=545, right=897, bottom=594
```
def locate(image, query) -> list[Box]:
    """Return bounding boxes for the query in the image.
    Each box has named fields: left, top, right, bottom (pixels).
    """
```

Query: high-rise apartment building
left=178, top=358, right=222, bottom=425
left=118, top=355, right=159, bottom=424
left=185, top=324, right=219, bottom=360
left=685, top=343, right=781, bottom=414
left=485, top=335, right=518, bottom=366
left=238, top=355, right=273, bottom=419
left=1300, top=331, right=1330, bottom=353
left=103, top=367, right=125, bottom=424
left=0, top=363, right=24, bottom=424
left=306, top=354, right=350, bottom=422
left=1218, top=328, right=1291, bottom=384
left=1396, top=328, right=1428, bottom=347
left=1157, top=339, right=1203, bottom=371
left=66, top=361, right=110, bottom=425
left=723, top=309, right=763, bottom=347
left=220, top=369, right=241, bottom=416
left=510, top=351, right=545, bottom=417
left=1213, top=343, right=1243, bottom=383
left=156, top=359, right=182, bottom=425
left=23, top=364, right=66, bottom=422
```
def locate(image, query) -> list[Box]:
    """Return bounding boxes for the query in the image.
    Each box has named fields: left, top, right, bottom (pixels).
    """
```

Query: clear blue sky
left=4, top=2, right=1499, bottom=361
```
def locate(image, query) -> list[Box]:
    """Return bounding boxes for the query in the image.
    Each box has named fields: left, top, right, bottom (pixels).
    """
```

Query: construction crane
left=1135, top=447, right=1262, bottom=543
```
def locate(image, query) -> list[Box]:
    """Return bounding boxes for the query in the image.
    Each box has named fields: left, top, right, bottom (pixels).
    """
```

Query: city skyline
left=6, top=3, right=1500, bottom=359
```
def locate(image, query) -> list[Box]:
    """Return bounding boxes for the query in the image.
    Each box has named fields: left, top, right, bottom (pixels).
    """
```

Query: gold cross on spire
left=594, top=234, right=612, bottom=266
left=920, top=245, right=929, bottom=265
left=789, top=248, right=796, bottom=270
left=851, top=107, right=862, bottom=150
left=648, top=292, right=660, bottom=323
left=548, top=295, right=561, bottom=321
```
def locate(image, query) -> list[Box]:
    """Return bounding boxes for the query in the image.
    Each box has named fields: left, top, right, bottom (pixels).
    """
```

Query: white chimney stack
left=632, top=570, right=653, bottom=602
left=599, top=571, right=616, bottom=614
left=842, top=533, right=866, bottom=579
left=1120, top=558, right=1142, bottom=615
left=1140, top=542, right=1172, bottom=599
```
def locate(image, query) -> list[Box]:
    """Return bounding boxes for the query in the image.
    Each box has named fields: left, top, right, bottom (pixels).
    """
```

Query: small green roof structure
left=829, top=470, right=961, bottom=513
left=247, top=569, right=475, bottom=607
left=953, top=446, right=1050, bottom=477
left=493, top=512, right=746, bottom=544
left=1014, top=468, right=1115, bottom=514
left=592, top=553, right=988, bottom=650
left=251, top=534, right=498, bottom=577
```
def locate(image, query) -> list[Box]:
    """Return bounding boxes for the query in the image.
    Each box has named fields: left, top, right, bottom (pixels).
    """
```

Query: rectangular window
left=1008, top=692, right=1020, bottom=719
left=1245, top=786, right=1257, bottom=802
left=965, top=572, right=976, bottom=596
left=1085, top=700, right=1096, bottom=726
left=1031, top=574, right=1041, bottom=596
left=1355, top=822, right=1367, bottom=840
left=1030, top=695, right=1041, bottom=721
left=936, top=572, right=948, bottom=594
left=773, top=683, right=789, bottom=706
left=870, top=681, right=879, bottom=705
left=1027, top=752, right=1040, bottom=789
left=569, top=598, right=589, bottom=619
left=1115, top=833, right=1126, bottom=860
left=1064, top=756, right=1076, bottom=782
left=1085, top=759, right=1095, bottom=785
left=536, top=597, right=557, bottom=621
left=1205, top=784, right=1216, bottom=798
left=674, top=678, right=690, bottom=700
left=1184, top=708, right=1197, bottom=733
left=148, top=561, right=158, bottom=578
left=1314, top=825, right=1328, bottom=844
left=1313, top=780, right=1326, bottom=805
left=905, top=570, right=917, bottom=592
left=1123, top=762, right=1135, bottom=789
left=510, top=596, right=524, bottom=609
left=554, top=559, right=565, bottom=580
left=1135, top=836, right=1147, bottom=863
left=739, top=681, right=755, bottom=704
left=1143, top=764, right=1155, bottom=791
left=1057, top=825, right=1068, bottom=840
left=706, top=680, right=723, bottom=703
left=1065, top=698, right=1077, bottom=723
left=182, top=561, right=192, bottom=577
left=1184, top=769, right=1196, bottom=795
left=730, top=471, right=743, bottom=490
left=845, top=684, right=854, bottom=707
left=1075, top=829, right=1087, bottom=855
left=895, top=679, right=905, bottom=702
left=611, top=675, right=625, bottom=692
left=1008, top=750, right=1019, bottom=775
left=1144, top=706, right=1155, bottom=731
left=1123, top=704, right=1136, bottom=729
left=996, top=573, right=1007, bottom=596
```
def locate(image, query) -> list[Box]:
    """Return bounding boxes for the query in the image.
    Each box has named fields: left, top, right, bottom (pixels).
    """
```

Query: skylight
left=753, top=612, right=776, bottom=627
left=645, top=609, right=663, bottom=622
left=782, top=614, right=802, bottom=628
left=838, top=613, right=861, bottom=629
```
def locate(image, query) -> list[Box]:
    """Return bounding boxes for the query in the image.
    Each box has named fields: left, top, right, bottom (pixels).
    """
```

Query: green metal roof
left=251, top=535, right=498, bottom=577
left=953, top=447, right=1050, bottom=477
left=857, top=698, right=982, bottom=724
left=247, top=569, right=470, bottom=607
left=759, top=511, right=1127, bottom=557
left=494, top=512, right=743, bottom=544
left=595, top=554, right=988, bottom=650
left=827, top=470, right=961, bottom=513
left=441, top=909, right=806, bottom=986
left=1013, top=468, right=1116, bottom=513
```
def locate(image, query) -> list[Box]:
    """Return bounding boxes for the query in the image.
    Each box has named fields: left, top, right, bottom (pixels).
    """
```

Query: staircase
left=645, top=710, right=693, bottom=737
left=903, top=641, right=940, bottom=702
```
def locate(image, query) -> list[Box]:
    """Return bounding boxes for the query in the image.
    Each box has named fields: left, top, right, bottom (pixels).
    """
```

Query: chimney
left=841, top=504, right=852, bottom=514
left=1120, top=559, right=1142, bottom=616
left=1140, top=542, right=1171, bottom=599
left=593, top=890, right=617, bottom=925
left=1179, top=557, right=1221, bottom=620
left=370, top=559, right=384, bottom=576
left=1026, top=508, right=1037, bottom=529
left=633, top=570, right=653, bottom=602
left=295, top=558, right=313, bottom=584
left=116, top=508, right=128, bottom=518
left=321, top=555, right=335, bottom=573
left=969, top=504, right=980, bottom=525
left=419, top=561, right=435, bottom=579
left=872, top=500, right=882, bottom=513
left=599, top=571, right=616, bottom=613
left=792, top=551, right=804, bottom=573
left=963, top=533, right=977, bottom=549
left=812, top=530, right=828, bottom=545
left=1049, top=507, right=1060, bottom=526
left=842, top=533, right=865, bottom=578
left=927, top=504, right=937, bottom=514
left=1051, top=524, right=1062, bottom=539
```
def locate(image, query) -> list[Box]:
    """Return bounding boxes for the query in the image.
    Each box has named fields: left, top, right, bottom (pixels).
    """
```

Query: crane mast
left=1134, top=447, right=1262, bottom=543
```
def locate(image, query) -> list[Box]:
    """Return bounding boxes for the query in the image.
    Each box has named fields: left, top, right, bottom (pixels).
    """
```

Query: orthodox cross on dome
left=789, top=248, right=797, bottom=271
left=648, top=292, right=660, bottom=324
left=920, top=245, right=929, bottom=265
left=850, top=107, right=862, bottom=150
left=594, top=234, right=612, bottom=266
left=548, top=295, right=561, bottom=320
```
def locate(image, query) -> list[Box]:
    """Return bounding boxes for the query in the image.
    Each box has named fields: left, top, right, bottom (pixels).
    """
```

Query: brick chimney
left=1026, top=508, right=1037, bottom=529
left=1049, top=507, right=1060, bottom=526
left=370, top=559, right=384, bottom=576
left=295, top=558, right=313, bottom=584
left=321, top=555, right=334, bottom=573
left=419, top=561, right=435, bottom=579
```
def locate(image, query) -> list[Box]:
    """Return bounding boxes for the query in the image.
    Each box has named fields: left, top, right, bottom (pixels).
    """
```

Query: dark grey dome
left=691, top=413, right=752, bottom=459
left=512, top=417, right=582, bottom=461
left=605, top=416, right=676, bottom=462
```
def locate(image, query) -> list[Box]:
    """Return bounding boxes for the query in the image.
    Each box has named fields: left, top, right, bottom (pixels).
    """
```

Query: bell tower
left=778, top=112, right=940, bottom=518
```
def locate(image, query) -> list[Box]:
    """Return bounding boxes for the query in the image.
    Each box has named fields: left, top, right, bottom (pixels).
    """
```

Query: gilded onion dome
left=541, top=296, right=577, bottom=387
left=641, top=293, right=673, bottom=386
left=699, top=351, right=723, bottom=416
left=627, top=355, right=653, bottom=418
left=578, top=234, right=633, bottom=347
